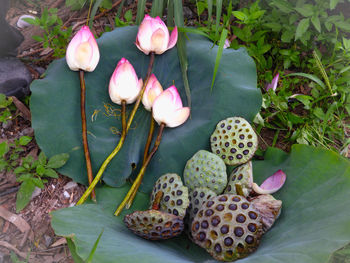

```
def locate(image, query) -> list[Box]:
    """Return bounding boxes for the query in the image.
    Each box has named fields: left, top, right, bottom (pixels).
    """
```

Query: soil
left=0, top=0, right=349, bottom=262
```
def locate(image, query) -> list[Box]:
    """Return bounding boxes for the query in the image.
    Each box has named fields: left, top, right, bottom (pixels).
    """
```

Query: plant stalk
left=77, top=52, right=155, bottom=205
left=114, top=123, right=165, bottom=216
left=125, top=114, right=155, bottom=209
left=79, top=70, right=96, bottom=201
left=77, top=100, right=126, bottom=205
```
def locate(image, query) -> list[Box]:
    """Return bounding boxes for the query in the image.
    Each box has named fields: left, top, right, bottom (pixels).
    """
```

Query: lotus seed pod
left=210, top=117, right=258, bottom=166
left=225, top=161, right=253, bottom=197
left=191, top=194, right=263, bottom=262
left=187, top=187, right=217, bottom=232
left=183, top=150, right=227, bottom=194
left=249, top=194, right=282, bottom=233
left=150, top=173, right=189, bottom=218
left=124, top=210, right=184, bottom=240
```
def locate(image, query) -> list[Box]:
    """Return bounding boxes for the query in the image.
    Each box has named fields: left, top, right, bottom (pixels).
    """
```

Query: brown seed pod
left=210, top=117, right=258, bottom=166
left=249, top=194, right=282, bottom=233
left=191, top=194, right=263, bottom=261
left=124, top=210, right=184, bottom=240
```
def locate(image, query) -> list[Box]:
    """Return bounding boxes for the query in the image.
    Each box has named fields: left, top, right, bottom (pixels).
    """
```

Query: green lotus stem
left=114, top=123, right=165, bottom=216
left=77, top=52, right=155, bottom=205
left=79, top=70, right=96, bottom=201
left=125, top=113, right=155, bottom=209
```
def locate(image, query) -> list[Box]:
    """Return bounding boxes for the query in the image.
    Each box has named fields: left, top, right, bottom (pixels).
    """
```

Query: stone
left=31, top=187, right=42, bottom=199
left=0, top=0, right=24, bottom=57
left=63, top=181, right=78, bottom=190
left=0, top=57, right=32, bottom=98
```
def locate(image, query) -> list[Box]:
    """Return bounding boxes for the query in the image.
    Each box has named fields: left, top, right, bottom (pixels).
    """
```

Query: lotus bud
left=142, top=74, right=163, bottom=111
left=136, top=15, right=178, bottom=55
left=152, top=86, right=190, bottom=128
left=266, top=73, right=279, bottom=92
left=252, top=169, right=286, bottom=195
left=109, top=58, right=143, bottom=104
left=66, top=26, right=100, bottom=72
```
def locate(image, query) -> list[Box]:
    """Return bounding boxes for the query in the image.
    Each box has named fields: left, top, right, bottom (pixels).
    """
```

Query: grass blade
left=174, top=0, right=191, bottom=108
left=86, top=229, right=104, bottom=263
left=287, top=72, right=326, bottom=89
left=167, top=0, right=174, bottom=26
left=151, top=0, right=165, bottom=17
left=136, top=0, right=147, bottom=25
left=88, top=0, right=103, bottom=28
left=211, top=28, right=228, bottom=90
left=207, top=0, right=213, bottom=24
left=313, top=50, right=333, bottom=94
left=116, top=0, right=126, bottom=19
left=66, top=238, right=84, bottom=263
left=177, top=27, right=211, bottom=39
left=215, top=0, right=223, bottom=40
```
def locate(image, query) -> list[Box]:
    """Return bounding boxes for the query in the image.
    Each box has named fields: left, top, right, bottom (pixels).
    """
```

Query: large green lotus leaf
left=30, top=26, right=261, bottom=191
left=51, top=144, right=350, bottom=263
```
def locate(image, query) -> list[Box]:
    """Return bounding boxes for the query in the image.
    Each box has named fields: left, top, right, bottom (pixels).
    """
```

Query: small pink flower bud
left=109, top=58, right=143, bottom=105
left=142, top=74, right=163, bottom=111
left=136, top=15, right=178, bottom=55
left=66, top=26, right=100, bottom=72
left=266, top=73, right=279, bottom=92
left=152, top=86, right=190, bottom=128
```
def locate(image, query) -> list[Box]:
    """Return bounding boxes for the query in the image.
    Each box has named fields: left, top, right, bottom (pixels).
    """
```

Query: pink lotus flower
left=266, top=73, right=279, bottom=92
left=152, top=86, right=190, bottom=128
left=136, top=15, right=178, bottom=55
left=66, top=26, right=100, bottom=72
left=142, top=74, right=163, bottom=111
left=252, top=169, right=286, bottom=195
left=109, top=58, right=143, bottom=104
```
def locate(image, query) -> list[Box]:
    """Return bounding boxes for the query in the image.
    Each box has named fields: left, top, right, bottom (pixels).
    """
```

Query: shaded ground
left=1, top=0, right=348, bottom=262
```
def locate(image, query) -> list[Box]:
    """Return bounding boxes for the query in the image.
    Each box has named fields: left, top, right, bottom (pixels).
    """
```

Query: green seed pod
left=210, top=117, right=258, bottom=166
left=150, top=173, right=189, bottom=218
left=183, top=150, right=227, bottom=194
left=225, top=161, right=253, bottom=197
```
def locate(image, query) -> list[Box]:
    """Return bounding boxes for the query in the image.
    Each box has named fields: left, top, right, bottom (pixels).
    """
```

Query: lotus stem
left=77, top=52, right=155, bottom=205
left=114, top=123, right=165, bottom=216
left=125, top=114, right=155, bottom=209
left=79, top=70, right=96, bottom=201
left=77, top=100, right=126, bottom=205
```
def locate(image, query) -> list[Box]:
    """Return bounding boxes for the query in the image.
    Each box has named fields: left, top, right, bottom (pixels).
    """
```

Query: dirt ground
left=0, top=0, right=348, bottom=262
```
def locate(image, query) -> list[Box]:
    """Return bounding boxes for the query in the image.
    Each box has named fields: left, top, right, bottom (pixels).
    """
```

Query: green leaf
left=207, top=0, right=213, bottom=23
left=88, top=0, right=103, bottom=29
left=19, top=136, right=32, bottom=146
left=150, top=0, right=164, bottom=18
left=330, top=0, right=340, bottom=10
left=44, top=168, right=59, bottom=178
left=36, top=164, right=46, bottom=176
left=215, top=0, right=223, bottom=40
left=264, top=22, right=282, bottom=32
left=16, top=180, right=36, bottom=212
left=51, top=145, right=350, bottom=262
left=281, top=30, right=294, bottom=43
left=271, top=0, right=293, bottom=13
left=38, top=151, right=47, bottom=165
left=232, top=11, right=247, bottom=21
left=30, top=26, right=261, bottom=191
left=31, top=177, right=44, bottom=188
left=311, top=15, right=321, bottom=32
left=67, top=238, right=84, bottom=263
left=211, top=28, right=228, bottom=90
left=0, top=141, right=9, bottom=157
left=295, top=18, right=310, bottom=41
left=14, top=166, right=26, bottom=175
left=86, top=229, right=104, bottom=263
left=295, top=4, right=314, bottom=17
left=47, top=153, right=69, bottom=169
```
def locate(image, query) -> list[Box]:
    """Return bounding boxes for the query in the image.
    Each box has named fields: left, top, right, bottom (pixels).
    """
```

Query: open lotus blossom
left=252, top=169, right=286, bottom=195
left=142, top=74, right=163, bottom=111
left=109, top=58, right=143, bottom=104
left=266, top=73, right=279, bottom=92
left=66, top=26, right=100, bottom=72
left=136, top=15, right=178, bottom=55
left=152, top=86, right=190, bottom=128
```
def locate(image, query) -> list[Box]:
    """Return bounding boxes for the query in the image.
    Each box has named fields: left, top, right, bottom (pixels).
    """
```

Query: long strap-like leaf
left=211, top=28, right=228, bottom=90
left=151, top=0, right=165, bottom=17
left=136, top=0, right=147, bottom=25
left=174, top=0, right=191, bottom=108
